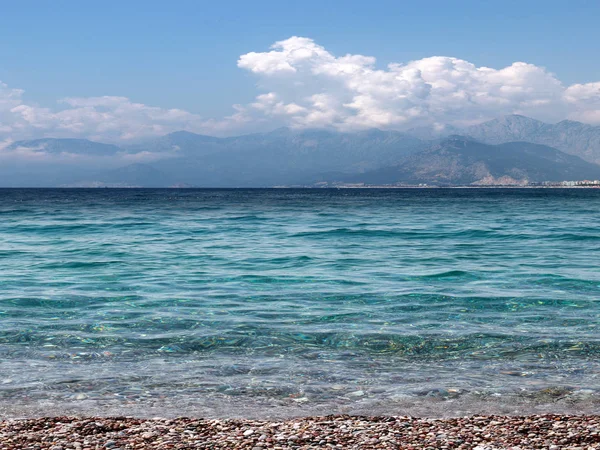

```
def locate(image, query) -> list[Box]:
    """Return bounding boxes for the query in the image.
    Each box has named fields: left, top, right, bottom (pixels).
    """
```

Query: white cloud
left=0, top=81, right=26, bottom=134
left=3, top=95, right=251, bottom=142
left=0, top=89, right=256, bottom=143
left=563, top=82, right=600, bottom=123
left=238, top=36, right=331, bottom=75
left=1, top=36, right=600, bottom=144
left=235, top=37, right=579, bottom=130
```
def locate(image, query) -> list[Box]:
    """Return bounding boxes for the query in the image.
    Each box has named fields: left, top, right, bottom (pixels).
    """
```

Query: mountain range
left=409, top=115, right=600, bottom=164
left=1, top=115, right=599, bottom=187
left=339, top=137, right=600, bottom=186
left=464, top=115, right=600, bottom=164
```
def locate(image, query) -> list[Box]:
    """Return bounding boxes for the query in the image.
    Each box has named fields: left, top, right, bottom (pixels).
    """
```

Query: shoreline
left=1, top=414, right=598, bottom=449
left=2, top=185, right=600, bottom=189
left=2, top=389, right=599, bottom=422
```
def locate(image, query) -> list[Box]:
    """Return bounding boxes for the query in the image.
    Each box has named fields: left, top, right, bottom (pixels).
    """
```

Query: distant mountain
left=1, top=130, right=426, bottom=187
left=463, top=115, right=549, bottom=143
left=0, top=138, right=127, bottom=187
left=340, top=136, right=600, bottom=186
left=466, top=115, right=600, bottom=164
left=126, top=131, right=223, bottom=156
left=3, top=117, right=600, bottom=187
left=139, top=127, right=426, bottom=186
left=6, top=138, right=122, bottom=156
left=407, top=115, right=600, bottom=164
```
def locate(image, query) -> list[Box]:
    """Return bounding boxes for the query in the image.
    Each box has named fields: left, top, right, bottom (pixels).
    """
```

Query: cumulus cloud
left=563, top=82, right=600, bottom=124
left=2, top=94, right=252, bottom=142
left=235, top=36, right=593, bottom=130
left=1, top=36, right=600, bottom=144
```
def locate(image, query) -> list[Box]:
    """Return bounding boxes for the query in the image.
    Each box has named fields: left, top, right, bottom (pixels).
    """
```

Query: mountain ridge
left=406, top=114, right=600, bottom=164
left=2, top=115, right=600, bottom=186
left=338, top=136, right=600, bottom=186
left=5, top=138, right=122, bottom=156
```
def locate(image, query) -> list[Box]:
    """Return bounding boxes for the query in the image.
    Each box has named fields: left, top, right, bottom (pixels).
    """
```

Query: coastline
left=274, top=185, right=600, bottom=189
left=1, top=414, right=598, bottom=449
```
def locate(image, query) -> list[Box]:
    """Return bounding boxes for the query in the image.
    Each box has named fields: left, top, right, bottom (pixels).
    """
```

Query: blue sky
left=1, top=0, right=599, bottom=141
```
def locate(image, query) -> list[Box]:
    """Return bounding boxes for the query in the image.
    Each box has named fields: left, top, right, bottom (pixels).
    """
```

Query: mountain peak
left=167, top=130, right=203, bottom=138
left=162, top=130, right=222, bottom=145
left=490, top=114, right=545, bottom=126
left=11, top=137, right=103, bottom=146
left=7, top=137, right=121, bottom=155
left=267, top=126, right=292, bottom=134
left=165, top=130, right=221, bottom=140
left=554, top=119, right=597, bottom=129
left=503, top=114, right=534, bottom=120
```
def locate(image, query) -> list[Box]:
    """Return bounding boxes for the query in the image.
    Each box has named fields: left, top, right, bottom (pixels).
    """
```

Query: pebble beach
left=0, top=414, right=598, bottom=449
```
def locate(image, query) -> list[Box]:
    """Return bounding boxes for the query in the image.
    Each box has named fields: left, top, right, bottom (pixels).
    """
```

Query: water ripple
left=1, top=188, right=600, bottom=416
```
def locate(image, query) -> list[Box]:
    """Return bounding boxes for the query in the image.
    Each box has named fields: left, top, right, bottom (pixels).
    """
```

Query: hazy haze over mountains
left=1, top=115, right=599, bottom=187
left=129, top=127, right=425, bottom=187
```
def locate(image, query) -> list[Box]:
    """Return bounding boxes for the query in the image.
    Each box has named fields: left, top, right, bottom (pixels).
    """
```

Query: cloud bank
left=2, top=36, right=600, bottom=143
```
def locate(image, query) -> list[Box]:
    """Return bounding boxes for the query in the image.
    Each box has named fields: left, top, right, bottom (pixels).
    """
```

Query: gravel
left=0, top=414, right=598, bottom=449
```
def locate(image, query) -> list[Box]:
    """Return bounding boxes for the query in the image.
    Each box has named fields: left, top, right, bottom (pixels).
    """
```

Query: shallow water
left=1, top=188, right=599, bottom=417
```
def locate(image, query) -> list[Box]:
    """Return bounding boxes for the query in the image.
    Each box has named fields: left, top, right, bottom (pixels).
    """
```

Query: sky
left=1, top=0, right=600, bottom=143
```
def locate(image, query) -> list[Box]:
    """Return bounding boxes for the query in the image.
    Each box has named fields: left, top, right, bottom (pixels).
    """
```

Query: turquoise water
left=0, top=188, right=599, bottom=417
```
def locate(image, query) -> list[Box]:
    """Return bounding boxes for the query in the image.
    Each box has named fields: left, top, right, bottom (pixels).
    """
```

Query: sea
left=0, top=188, right=599, bottom=418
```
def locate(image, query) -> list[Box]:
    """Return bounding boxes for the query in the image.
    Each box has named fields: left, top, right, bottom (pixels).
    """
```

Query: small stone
left=243, top=429, right=254, bottom=436
left=141, top=431, right=158, bottom=439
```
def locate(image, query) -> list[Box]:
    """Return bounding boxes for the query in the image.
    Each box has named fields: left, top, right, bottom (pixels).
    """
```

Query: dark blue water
left=0, top=188, right=599, bottom=417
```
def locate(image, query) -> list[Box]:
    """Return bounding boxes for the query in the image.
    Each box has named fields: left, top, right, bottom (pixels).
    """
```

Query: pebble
left=349, top=390, right=365, bottom=397
left=0, top=414, right=599, bottom=449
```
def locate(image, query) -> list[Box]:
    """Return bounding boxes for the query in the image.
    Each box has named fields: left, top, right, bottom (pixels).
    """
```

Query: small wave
left=108, top=222, right=156, bottom=228
left=552, top=233, right=600, bottom=241
left=7, top=223, right=106, bottom=233
left=242, top=255, right=315, bottom=266
left=419, top=270, right=479, bottom=280
left=37, top=260, right=124, bottom=269
left=291, top=228, right=435, bottom=239
left=225, top=215, right=269, bottom=222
